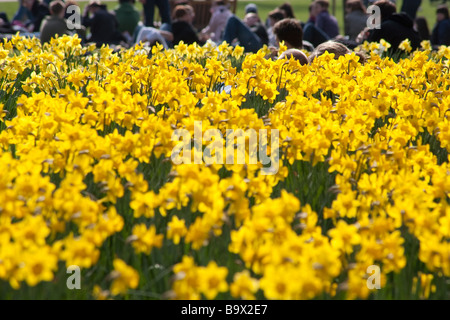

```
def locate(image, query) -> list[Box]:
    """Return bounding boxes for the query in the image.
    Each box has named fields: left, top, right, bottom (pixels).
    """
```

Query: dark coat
left=431, top=19, right=450, bottom=46
left=367, top=12, right=421, bottom=52
left=171, top=20, right=204, bottom=46
left=83, top=7, right=124, bottom=46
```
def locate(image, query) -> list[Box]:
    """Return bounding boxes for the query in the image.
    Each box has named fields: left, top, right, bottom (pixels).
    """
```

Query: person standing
left=401, top=0, right=421, bottom=20
left=139, top=0, right=171, bottom=28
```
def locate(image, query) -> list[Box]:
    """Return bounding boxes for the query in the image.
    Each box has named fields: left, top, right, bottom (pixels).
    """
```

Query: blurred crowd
left=1, top=0, right=449, bottom=55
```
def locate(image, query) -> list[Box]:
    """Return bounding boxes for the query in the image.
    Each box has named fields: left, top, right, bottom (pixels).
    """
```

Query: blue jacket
left=431, top=19, right=450, bottom=46
left=315, top=10, right=339, bottom=39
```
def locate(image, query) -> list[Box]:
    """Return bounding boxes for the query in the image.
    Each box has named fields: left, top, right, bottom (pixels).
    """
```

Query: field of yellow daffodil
left=0, top=34, right=450, bottom=300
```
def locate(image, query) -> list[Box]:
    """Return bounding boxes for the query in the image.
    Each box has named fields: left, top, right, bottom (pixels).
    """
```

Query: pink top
left=201, top=4, right=233, bottom=43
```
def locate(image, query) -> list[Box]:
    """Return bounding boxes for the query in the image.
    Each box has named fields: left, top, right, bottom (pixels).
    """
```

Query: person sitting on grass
left=362, top=0, right=421, bottom=53
left=0, top=12, right=14, bottom=33
left=171, top=4, right=205, bottom=46
left=243, top=12, right=268, bottom=46
left=200, top=0, right=233, bottom=44
left=114, top=0, right=141, bottom=44
left=312, top=0, right=339, bottom=39
left=12, top=0, right=50, bottom=32
left=82, top=0, right=126, bottom=47
left=266, top=8, right=286, bottom=47
left=40, top=0, right=69, bottom=44
left=221, top=13, right=264, bottom=53
left=302, top=3, right=330, bottom=48
left=270, top=18, right=309, bottom=55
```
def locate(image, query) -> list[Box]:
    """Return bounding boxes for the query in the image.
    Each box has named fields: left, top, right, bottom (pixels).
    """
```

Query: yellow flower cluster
left=1, top=34, right=449, bottom=299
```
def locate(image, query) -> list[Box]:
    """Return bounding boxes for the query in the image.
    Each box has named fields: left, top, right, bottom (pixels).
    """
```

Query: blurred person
left=414, top=16, right=430, bottom=41
left=344, top=0, right=367, bottom=41
left=114, top=0, right=140, bottom=43
left=39, top=0, right=69, bottom=43
left=222, top=14, right=264, bottom=53
left=139, top=0, right=171, bottom=28
left=312, top=0, right=339, bottom=39
left=200, top=0, right=233, bottom=43
left=431, top=4, right=450, bottom=46
left=0, top=12, right=14, bottom=33
left=13, top=0, right=50, bottom=32
left=278, top=2, right=295, bottom=19
left=135, top=24, right=172, bottom=48
left=302, top=3, right=329, bottom=48
left=401, top=0, right=421, bottom=20
left=244, top=12, right=268, bottom=46
left=12, top=0, right=33, bottom=28
left=272, top=18, right=303, bottom=50
left=364, top=0, right=421, bottom=52
left=82, top=0, right=125, bottom=47
left=171, top=4, right=205, bottom=46
left=266, top=8, right=286, bottom=47
left=244, top=3, right=258, bottom=15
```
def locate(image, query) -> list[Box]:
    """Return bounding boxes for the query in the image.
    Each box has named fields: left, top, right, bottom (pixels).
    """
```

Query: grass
left=0, top=0, right=441, bottom=38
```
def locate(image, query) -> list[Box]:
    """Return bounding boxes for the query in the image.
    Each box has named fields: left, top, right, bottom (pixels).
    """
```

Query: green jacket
left=114, top=3, right=141, bottom=35
left=40, top=15, right=69, bottom=43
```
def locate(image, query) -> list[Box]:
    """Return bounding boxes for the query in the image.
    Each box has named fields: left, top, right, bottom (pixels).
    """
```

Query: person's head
left=211, top=0, right=228, bottom=14
left=64, top=0, right=80, bottom=18
left=345, top=0, right=366, bottom=14
left=313, top=0, right=329, bottom=14
left=212, top=0, right=227, bottom=8
left=49, top=0, right=65, bottom=17
left=414, top=16, right=430, bottom=40
left=244, top=12, right=260, bottom=27
left=268, top=8, right=286, bottom=27
left=278, top=3, right=295, bottom=19
left=310, top=41, right=351, bottom=60
left=273, top=18, right=303, bottom=49
left=278, top=48, right=308, bottom=65
left=23, top=0, right=36, bottom=10
left=88, top=0, right=104, bottom=13
left=308, top=40, right=366, bottom=64
left=245, top=3, right=258, bottom=14
left=173, top=4, right=195, bottom=23
left=372, top=0, right=396, bottom=21
left=436, top=5, right=449, bottom=22
left=308, top=3, right=318, bottom=18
